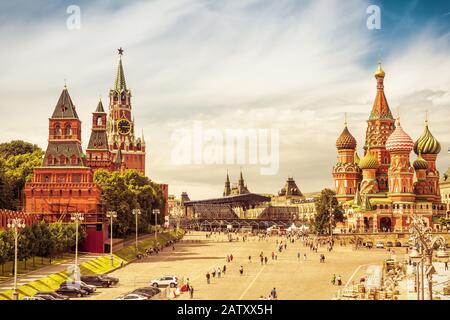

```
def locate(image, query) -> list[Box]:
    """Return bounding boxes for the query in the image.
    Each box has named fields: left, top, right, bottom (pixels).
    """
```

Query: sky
left=0, top=0, right=449, bottom=200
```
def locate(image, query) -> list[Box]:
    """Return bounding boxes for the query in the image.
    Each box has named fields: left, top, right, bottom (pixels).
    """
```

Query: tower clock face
left=117, top=119, right=131, bottom=135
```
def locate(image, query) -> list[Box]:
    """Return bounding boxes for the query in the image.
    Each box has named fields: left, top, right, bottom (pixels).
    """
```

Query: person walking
left=331, top=274, right=336, bottom=285
left=264, top=256, right=268, bottom=265
left=223, top=265, right=226, bottom=274
left=271, top=252, right=275, bottom=260
left=248, top=255, right=252, bottom=263
left=212, top=269, right=216, bottom=278
left=239, top=265, right=244, bottom=275
left=297, top=252, right=300, bottom=261
left=445, top=261, right=448, bottom=271
left=206, top=272, right=211, bottom=284
left=337, top=275, right=342, bottom=286
left=260, top=256, right=264, bottom=265
left=270, top=288, right=277, bottom=299
left=218, top=267, right=221, bottom=278
left=230, top=254, right=234, bottom=262
left=189, top=286, right=194, bottom=299
left=275, top=253, right=278, bottom=260
left=303, top=253, right=307, bottom=261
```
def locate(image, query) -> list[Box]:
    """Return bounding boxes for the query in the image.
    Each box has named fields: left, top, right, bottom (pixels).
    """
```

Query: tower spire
left=114, top=48, right=127, bottom=91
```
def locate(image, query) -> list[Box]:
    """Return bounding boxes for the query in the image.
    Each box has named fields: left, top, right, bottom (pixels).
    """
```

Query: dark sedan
left=81, top=275, right=112, bottom=288
left=131, top=287, right=161, bottom=299
left=99, top=274, right=119, bottom=285
left=55, top=287, right=88, bottom=298
left=35, top=292, right=70, bottom=300
left=60, top=281, right=96, bottom=294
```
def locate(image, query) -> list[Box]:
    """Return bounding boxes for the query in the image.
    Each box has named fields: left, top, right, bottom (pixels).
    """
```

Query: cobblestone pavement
left=80, top=231, right=393, bottom=300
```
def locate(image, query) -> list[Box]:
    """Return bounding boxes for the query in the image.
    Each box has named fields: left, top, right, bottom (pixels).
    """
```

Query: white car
left=116, top=293, right=147, bottom=300
left=150, top=276, right=178, bottom=288
left=375, top=241, right=385, bottom=248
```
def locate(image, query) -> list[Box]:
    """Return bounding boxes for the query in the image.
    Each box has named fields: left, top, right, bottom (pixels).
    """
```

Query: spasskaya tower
left=107, top=48, right=146, bottom=173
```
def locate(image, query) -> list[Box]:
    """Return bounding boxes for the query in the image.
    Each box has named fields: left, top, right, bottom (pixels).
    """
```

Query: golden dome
left=374, top=62, right=385, bottom=78
left=359, top=148, right=380, bottom=170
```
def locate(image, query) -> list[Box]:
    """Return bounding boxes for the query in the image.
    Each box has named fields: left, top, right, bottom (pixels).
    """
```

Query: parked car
left=81, top=275, right=112, bottom=288
left=99, top=274, right=119, bottom=285
left=55, top=286, right=89, bottom=298
left=150, top=276, right=178, bottom=288
left=386, top=241, right=393, bottom=247
left=376, top=241, right=385, bottom=248
left=395, top=241, right=402, bottom=247
left=60, top=281, right=96, bottom=294
left=23, top=296, right=45, bottom=300
left=35, top=292, right=70, bottom=300
left=116, top=293, right=148, bottom=300
left=32, top=293, right=56, bottom=300
left=132, top=287, right=161, bottom=299
left=365, top=241, right=373, bottom=249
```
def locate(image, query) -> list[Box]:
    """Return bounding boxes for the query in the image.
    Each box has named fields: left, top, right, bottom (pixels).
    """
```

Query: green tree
left=312, top=188, right=345, bottom=235
left=0, top=231, right=13, bottom=275
left=438, top=217, right=450, bottom=229
left=18, top=226, right=35, bottom=269
left=0, top=140, right=41, bottom=158
left=94, top=169, right=165, bottom=237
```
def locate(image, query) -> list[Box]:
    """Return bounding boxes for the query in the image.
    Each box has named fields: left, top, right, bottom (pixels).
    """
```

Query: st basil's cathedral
left=332, top=64, right=446, bottom=232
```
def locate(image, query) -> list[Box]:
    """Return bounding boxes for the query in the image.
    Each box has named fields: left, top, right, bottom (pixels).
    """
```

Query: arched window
left=97, top=117, right=102, bottom=126
left=65, top=124, right=72, bottom=136
left=55, top=124, right=62, bottom=136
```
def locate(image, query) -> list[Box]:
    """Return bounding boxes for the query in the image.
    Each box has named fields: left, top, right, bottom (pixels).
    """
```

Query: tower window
left=97, top=117, right=102, bottom=126
left=65, top=124, right=72, bottom=136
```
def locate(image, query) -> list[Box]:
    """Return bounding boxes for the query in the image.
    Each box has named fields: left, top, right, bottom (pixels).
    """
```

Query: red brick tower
left=24, top=85, right=102, bottom=221
left=332, top=121, right=361, bottom=202
left=364, top=63, right=395, bottom=192
left=86, top=99, right=113, bottom=171
left=107, top=48, right=146, bottom=174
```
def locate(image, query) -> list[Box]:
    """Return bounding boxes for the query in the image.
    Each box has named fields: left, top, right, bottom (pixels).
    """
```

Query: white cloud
left=0, top=0, right=449, bottom=200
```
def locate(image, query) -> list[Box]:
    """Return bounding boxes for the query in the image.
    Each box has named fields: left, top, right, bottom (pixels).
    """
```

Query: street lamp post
left=132, top=209, right=141, bottom=254
left=7, top=218, right=25, bottom=300
left=70, top=213, right=84, bottom=280
left=106, top=211, right=117, bottom=266
left=409, top=214, right=448, bottom=300
left=152, top=209, right=160, bottom=241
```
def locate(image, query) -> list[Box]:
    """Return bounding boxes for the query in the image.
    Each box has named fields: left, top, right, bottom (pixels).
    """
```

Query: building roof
left=114, top=55, right=127, bottom=92
left=336, top=125, right=357, bottom=150
left=369, top=63, right=393, bottom=121
left=184, top=193, right=271, bottom=206
left=414, top=121, right=441, bottom=155
left=278, top=177, right=304, bottom=197
left=95, top=99, right=105, bottom=113
left=44, top=142, right=85, bottom=166
left=386, top=118, right=414, bottom=152
left=87, top=130, right=108, bottom=150
left=51, top=87, right=79, bottom=119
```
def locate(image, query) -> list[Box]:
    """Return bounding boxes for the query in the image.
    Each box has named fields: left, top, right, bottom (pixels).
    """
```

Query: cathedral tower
left=364, top=63, right=395, bottom=192
left=332, top=121, right=361, bottom=202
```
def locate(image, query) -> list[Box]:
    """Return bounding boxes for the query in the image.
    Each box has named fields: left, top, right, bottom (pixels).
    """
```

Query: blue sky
left=0, top=0, right=449, bottom=199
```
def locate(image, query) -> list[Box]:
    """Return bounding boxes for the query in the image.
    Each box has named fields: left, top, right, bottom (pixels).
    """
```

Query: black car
left=60, top=281, right=95, bottom=294
left=395, top=241, right=402, bottom=247
left=131, top=287, right=161, bottom=299
left=55, top=287, right=88, bottom=298
left=32, top=294, right=56, bottom=300
left=35, top=292, right=69, bottom=300
left=99, top=274, right=119, bottom=285
left=81, top=275, right=112, bottom=288
left=386, top=241, right=393, bottom=247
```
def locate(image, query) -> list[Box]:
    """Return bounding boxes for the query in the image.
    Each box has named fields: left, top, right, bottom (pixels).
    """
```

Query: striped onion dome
left=386, top=118, right=414, bottom=152
left=359, top=149, right=379, bottom=170
left=413, top=151, right=429, bottom=170
left=336, top=125, right=357, bottom=150
left=413, top=122, right=441, bottom=155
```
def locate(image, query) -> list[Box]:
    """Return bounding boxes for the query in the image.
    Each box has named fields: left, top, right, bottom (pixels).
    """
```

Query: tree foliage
left=94, top=169, right=166, bottom=237
left=312, top=188, right=345, bottom=235
left=0, top=140, right=44, bottom=210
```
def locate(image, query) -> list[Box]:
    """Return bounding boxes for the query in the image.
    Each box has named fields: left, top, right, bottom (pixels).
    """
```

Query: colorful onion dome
left=336, top=125, right=357, bottom=150
left=374, top=62, right=385, bottom=78
left=386, top=118, right=414, bottom=152
left=413, top=122, right=441, bottom=155
left=413, top=150, right=429, bottom=170
left=359, top=149, right=379, bottom=170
